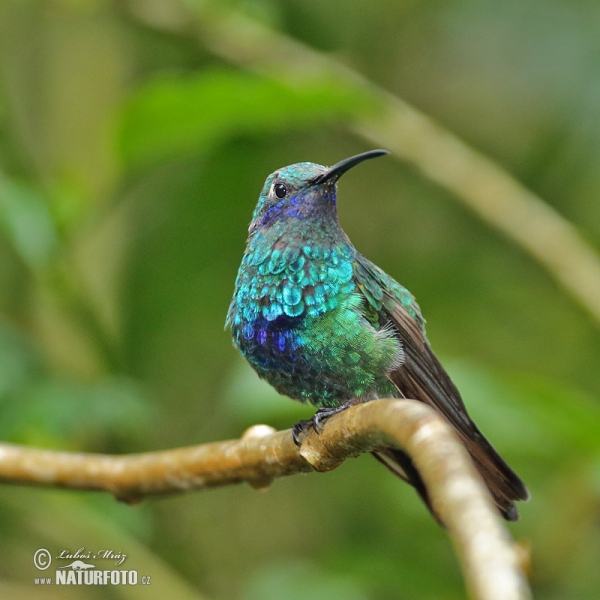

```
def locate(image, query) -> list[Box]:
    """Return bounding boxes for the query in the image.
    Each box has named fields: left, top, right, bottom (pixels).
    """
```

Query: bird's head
left=248, top=149, right=388, bottom=234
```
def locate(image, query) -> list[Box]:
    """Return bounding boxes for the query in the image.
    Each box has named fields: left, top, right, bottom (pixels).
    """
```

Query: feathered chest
left=227, top=234, right=357, bottom=355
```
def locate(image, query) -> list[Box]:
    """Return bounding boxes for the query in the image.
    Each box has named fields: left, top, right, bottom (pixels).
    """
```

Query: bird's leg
left=292, top=401, right=353, bottom=446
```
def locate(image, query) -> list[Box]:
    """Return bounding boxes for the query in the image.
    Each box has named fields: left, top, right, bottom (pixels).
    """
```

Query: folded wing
left=354, top=254, right=529, bottom=520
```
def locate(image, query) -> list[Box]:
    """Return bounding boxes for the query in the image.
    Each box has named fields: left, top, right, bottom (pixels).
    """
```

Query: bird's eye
left=274, top=183, right=287, bottom=199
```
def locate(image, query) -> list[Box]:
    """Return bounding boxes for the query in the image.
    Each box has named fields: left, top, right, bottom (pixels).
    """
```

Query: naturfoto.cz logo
left=33, top=548, right=151, bottom=586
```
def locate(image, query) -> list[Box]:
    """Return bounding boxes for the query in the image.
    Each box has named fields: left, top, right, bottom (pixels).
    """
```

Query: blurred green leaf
left=0, top=173, right=57, bottom=269
left=119, top=68, right=372, bottom=168
left=0, top=375, right=153, bottom=448
left=0, top=321, right=40, bottom=397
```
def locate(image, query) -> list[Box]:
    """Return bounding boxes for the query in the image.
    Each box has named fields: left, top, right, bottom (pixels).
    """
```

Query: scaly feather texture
left=227, top=151, right=529, bottom=521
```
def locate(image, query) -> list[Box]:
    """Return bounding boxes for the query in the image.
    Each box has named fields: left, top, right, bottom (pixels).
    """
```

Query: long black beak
left=311, top=149, right=389, bottom=185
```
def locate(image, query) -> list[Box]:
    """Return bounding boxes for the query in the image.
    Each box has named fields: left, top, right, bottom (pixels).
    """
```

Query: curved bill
left=311, top=149, right=389, bottom=185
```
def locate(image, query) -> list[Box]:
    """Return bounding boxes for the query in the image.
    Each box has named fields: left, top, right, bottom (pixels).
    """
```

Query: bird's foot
left=292, top=402, right=352, bottom=446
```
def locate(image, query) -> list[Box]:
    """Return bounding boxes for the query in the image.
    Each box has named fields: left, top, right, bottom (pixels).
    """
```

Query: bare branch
left=0, top=399, right=530, bottom=600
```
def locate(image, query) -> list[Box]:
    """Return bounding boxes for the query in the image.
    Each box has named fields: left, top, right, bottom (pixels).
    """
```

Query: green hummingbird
left=227, top=149, right=529, bottom=521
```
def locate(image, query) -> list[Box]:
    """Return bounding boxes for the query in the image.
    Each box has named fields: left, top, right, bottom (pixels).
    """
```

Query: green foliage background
left=1, top=1, right=600, bottom=598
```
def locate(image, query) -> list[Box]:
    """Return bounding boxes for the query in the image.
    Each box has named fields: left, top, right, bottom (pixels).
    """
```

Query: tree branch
left=0, top=399, right=530, bottom=600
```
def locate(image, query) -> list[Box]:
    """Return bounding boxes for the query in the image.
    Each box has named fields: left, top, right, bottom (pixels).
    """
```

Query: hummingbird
left=226, top=149, right=529, bottom=521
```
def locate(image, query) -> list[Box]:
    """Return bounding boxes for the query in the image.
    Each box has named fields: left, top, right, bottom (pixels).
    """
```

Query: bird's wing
left=353, top=254, right=529, bottom=519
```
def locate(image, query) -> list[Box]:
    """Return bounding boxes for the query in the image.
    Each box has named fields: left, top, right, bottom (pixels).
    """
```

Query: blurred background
left=1, top=0, right=600, bottom=598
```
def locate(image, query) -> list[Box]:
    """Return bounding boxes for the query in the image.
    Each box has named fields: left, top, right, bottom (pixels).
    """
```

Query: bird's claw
left=313, top=411, right=328, bottom=432
left=292, top=402, right=352, bottom=446
left=292, top=419, right=313, bottom=446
